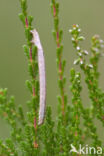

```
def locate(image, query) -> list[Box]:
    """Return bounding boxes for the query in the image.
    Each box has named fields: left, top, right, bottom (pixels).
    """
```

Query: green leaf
left=18, top=13, right=25, bottom=26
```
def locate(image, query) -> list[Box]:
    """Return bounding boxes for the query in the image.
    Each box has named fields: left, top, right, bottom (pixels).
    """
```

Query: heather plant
left=0, top=0, right=104, bottom=156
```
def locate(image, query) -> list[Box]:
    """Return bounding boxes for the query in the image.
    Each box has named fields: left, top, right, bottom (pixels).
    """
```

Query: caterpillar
left=31, top=29, right=46, bottom=125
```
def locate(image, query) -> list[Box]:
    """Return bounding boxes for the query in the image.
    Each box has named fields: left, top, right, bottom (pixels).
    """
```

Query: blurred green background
left=0, top=0, right=104, bottom=140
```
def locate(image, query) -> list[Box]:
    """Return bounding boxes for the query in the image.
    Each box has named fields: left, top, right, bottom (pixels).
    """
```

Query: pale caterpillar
left=31, top=29, right=46, bottom=125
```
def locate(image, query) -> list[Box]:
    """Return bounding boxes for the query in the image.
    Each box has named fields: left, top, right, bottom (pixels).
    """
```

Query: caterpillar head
left=30, top=29, right=39, bottom=44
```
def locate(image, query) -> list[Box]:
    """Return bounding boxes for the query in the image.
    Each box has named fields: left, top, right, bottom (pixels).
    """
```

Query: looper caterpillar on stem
left=31, top=29, right=46, bottom=125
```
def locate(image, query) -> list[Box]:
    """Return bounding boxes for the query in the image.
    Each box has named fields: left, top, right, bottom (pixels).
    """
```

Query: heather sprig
left=0, top=88, right=25, bottom=127
left=70, top=69, right=102, bottom=152
left=70, top=69, right=83, bottom=150
left=0, top=138, right=18, bottom=156
left=0, top=89, right=26, bottom=155
left=90, top=35, right=104, bottom=82
left=19, top=0, right=39, bottom=148
left=40, top=107, right=56, bottom=156
left=50, top=0, right=67, bottom=122
left=70, top=24, right=104, bottom=125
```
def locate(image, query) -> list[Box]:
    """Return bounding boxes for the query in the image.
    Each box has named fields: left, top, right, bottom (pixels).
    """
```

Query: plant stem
left=51, top=0, right=66, bottom=119
left=19, top=0, right=39, bottom=148
left=25, top=17, right=38, bottom=147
